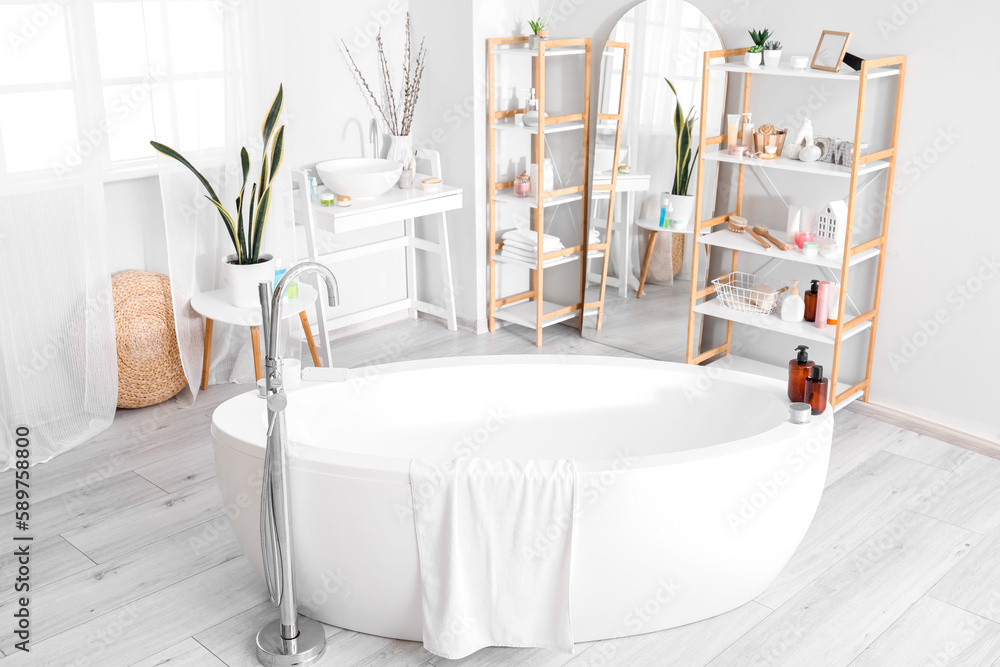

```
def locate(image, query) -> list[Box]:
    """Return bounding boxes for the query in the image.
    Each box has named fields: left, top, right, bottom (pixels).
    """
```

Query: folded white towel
left=502, top=229, right=564, bottom=249
left=410, top=458, right=578, bottom=660
left=501, top=247, right=541, bottom=262
left=503, top=238, right=562, bottom=255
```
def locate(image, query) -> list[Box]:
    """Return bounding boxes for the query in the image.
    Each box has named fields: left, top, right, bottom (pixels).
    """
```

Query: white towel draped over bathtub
left=409, top=458, right=579, bottom=659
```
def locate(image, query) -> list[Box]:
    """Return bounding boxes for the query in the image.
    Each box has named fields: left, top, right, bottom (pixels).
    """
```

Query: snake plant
left=150, top=84, right=285, bottom=265
left=664, top=78, right=698, bottom=196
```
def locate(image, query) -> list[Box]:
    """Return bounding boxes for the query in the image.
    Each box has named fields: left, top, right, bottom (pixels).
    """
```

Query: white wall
left=555, top=0, right=999, bottom=441
left=411, top=0, right=540, bottom=330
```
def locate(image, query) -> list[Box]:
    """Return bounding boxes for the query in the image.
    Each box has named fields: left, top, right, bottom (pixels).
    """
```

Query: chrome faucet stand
left=255, top=263, right=339, bottom=667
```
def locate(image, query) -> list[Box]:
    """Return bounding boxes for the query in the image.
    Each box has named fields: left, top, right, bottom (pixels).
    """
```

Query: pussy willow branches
left=342, top=12, right=426, bottom=137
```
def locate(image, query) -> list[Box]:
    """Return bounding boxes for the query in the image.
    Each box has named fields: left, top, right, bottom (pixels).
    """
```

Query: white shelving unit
left=686, top=48, right=907, bottom=411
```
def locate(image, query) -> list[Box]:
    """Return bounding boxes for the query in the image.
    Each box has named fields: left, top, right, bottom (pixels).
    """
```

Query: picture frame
left=811, top=30, right=852, bottom=72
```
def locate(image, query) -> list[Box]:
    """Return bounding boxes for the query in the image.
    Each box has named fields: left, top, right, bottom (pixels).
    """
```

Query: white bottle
left=741, top=112, right=754, bottom=149
left=781, top=280, right=805, bottom=323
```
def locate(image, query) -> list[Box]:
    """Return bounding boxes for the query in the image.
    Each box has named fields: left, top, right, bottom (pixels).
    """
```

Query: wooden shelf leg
left=637, top=230, right=657, bottom=299
left=299, top=310, right=321, bottom=368
left=250, top=326, right=263, bottom=381
left=201, top=318, right=213, bottom=391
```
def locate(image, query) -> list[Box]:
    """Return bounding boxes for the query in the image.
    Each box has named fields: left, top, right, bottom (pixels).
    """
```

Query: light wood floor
left=3, top=316, right=1000, bottom=666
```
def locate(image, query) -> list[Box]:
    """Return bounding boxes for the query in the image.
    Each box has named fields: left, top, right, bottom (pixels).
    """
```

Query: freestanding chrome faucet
left=255, top=262, right=339, bottom=667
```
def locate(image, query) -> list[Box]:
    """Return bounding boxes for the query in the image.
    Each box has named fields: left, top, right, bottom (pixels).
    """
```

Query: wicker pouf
left=112, top=270, right=186, bottom=408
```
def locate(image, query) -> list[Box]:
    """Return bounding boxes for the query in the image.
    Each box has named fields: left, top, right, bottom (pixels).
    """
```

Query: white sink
left=316, top=158, right=402, bottom=199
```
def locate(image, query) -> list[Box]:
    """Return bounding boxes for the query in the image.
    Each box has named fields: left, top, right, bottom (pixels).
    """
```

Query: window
left=0, top=0, right=228, bottom=182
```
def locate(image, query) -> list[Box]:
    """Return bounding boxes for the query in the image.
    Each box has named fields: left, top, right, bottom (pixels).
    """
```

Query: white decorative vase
left=744, top=51, right=762, bottom=68
left=661, top=193, right=695, bottom=229
left=388, top=134, right=413, bottom=170
left=763, top=50, right=782, bottom=68
left=221, top=253, right=276, bottom=309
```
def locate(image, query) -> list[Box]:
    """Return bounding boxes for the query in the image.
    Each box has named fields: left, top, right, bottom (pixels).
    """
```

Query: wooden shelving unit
left=686, top=48, right=906, bottom=411
left=487, top=36, right=605, bottom=346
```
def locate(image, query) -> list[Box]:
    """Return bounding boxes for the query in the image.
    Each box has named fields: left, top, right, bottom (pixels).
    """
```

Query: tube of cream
left=727, top=114, right=740, bottom=148
left=814, top=281, right=830, bottom=329
left=827, top=282, right=841, bottom=325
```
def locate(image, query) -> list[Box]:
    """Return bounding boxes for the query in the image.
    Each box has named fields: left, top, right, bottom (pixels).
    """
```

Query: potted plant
left=763, top=40, right=783, bottom=67
left=745, top=28, right=771, bottom=67
left=528, top=18, right=548, bottom=48
left=150, top=85, right=285, bottom=309
left=661, top=78, right=698, bottom=230
left=343, top=13, right=426, bottom=169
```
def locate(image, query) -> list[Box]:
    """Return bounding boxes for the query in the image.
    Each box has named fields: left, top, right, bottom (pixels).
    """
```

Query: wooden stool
left=191, top=284, right=322, bottom=390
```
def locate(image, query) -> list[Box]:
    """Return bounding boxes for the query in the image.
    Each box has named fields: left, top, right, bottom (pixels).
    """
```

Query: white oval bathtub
left=211, top=356, right=833, bottom=642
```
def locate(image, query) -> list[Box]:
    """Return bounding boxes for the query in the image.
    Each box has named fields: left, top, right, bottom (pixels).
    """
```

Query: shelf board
left=702, top=150, right=890, bottom=178
left=707, top=354, right=862, bottom=412
left=493, top=187, right=583, bottom=208
left=494, top=300, right=579, bottom=328
left=692, top=299, right=871, bottom=345
left=493, top=250, right=604, bottom=270
left=707, top=60, right=900, bottom=81
left=698, top=229, right=879, bottom=269
left=492, top=119, right=585, bottom=134
left=491, top=45, right=587, bottom=57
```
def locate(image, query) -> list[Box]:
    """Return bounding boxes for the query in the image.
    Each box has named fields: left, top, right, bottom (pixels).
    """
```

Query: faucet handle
left=266, top=392, right=287, bottom=414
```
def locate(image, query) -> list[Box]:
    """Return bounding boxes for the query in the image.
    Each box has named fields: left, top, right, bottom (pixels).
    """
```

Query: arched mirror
left=583, top=0, right=726, bottom=361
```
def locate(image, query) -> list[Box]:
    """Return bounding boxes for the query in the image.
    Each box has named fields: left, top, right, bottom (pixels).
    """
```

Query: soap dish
left=419, top=177, right=442, bottom=192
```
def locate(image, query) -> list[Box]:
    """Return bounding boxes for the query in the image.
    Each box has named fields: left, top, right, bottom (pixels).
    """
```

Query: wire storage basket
left=712, top=272, right=791, bottom=315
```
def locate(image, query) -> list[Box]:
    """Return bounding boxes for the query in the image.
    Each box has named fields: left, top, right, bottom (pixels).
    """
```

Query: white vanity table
left=291, top=169, right=463, bottom=365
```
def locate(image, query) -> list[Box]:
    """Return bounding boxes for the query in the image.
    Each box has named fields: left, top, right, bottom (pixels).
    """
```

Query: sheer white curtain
left=143, top=0, right=296, bottom=404
left=0, top=4, right=117, bottom=468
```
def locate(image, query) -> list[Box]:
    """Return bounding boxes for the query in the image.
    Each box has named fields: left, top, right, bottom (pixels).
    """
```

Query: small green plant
left=150, top=85, right=285, bottom=265
left=748, top=45, right=763, bottom=53
left=748, top=28, right=771, bottom=48
left=528, top=18, right=545, bottom=35
left=664, top=78, right=698, bottom=196
left=764, top=40, right=782, bottom=51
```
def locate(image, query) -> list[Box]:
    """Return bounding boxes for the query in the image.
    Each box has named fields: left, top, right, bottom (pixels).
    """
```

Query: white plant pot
left=763, top=50, right=782, bottom=68
left=221, top=253, right=276, bottom=309
left=662, top=193, right=696, bottom=230
left=744, top=51, right=762, bottom=68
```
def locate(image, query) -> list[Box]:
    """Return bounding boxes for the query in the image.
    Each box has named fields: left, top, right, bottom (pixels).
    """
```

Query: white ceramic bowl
left=316, top=158, right=402, bottom=199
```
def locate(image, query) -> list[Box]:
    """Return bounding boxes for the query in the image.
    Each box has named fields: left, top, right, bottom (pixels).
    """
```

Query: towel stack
left=500, top=229, right=564, bottom=262
left=588, top=227, right=601, bottom=246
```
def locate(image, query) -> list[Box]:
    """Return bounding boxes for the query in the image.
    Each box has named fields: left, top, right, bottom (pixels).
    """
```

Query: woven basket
left=112, top=270, right=186, bottom=408
left=671, top=234, right=684, bottom=277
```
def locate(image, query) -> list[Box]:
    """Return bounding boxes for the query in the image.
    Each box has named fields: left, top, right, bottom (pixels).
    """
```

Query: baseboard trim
left=848, top=401, right=1000, bottom=461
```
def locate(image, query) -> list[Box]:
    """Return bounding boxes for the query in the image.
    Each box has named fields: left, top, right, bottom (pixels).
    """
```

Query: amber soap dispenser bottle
left=787, top=344, right=815, bottom=402
left=803, top=279, right=820, bottom=322
left=804, top=365, right=830, bottom=415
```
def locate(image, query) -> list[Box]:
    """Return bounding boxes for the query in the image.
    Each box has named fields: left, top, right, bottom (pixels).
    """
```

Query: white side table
left=190, top=284, right=320, bottom=389
left=635, top=218, right=709, bottom=298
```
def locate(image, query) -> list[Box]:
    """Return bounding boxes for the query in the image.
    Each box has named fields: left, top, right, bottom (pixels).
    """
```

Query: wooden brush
left=727, top=215, right=770, bottom=250
left=752, top=225, right=789, bottom=251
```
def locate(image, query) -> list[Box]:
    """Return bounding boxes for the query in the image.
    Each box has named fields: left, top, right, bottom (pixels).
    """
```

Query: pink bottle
left=814, top=281, right=830, bottom=329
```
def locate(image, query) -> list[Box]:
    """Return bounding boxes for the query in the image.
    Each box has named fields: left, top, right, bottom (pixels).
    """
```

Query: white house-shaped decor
left=817, top=199, right=848, bottom=248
